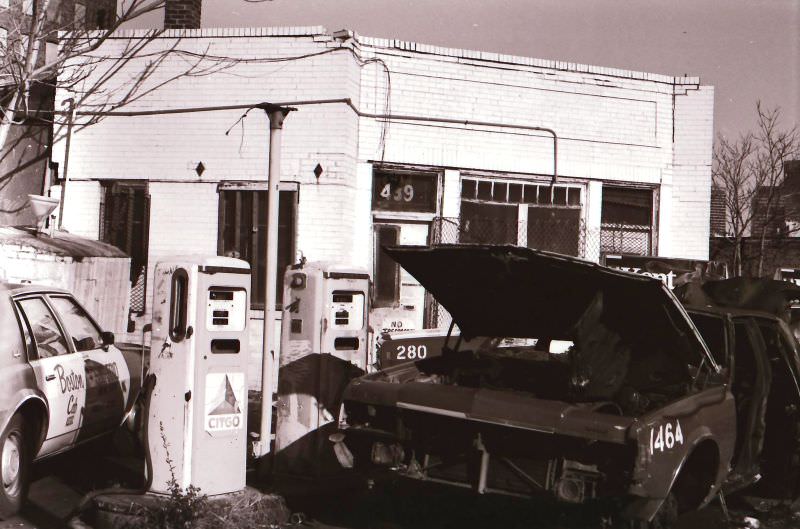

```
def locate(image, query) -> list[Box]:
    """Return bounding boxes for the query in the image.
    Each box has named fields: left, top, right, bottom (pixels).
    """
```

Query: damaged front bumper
left=335, top=397, right=640, bottom=507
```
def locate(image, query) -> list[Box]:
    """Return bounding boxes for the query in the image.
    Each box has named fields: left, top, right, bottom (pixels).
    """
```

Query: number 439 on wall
left=650, top=420, right=684, bottom=454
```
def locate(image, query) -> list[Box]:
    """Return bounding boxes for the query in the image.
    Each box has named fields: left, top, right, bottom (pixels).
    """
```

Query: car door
left=728, top=318, right=772, bottom=485
left=753, top=318, right=800, bottom=496
left=13, top=295, right=86, bottom=456
left=47, top=295, right=130, bottom=442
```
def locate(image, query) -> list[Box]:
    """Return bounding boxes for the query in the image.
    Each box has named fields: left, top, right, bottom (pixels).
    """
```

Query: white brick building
left=52, top=26, right=714, bottom=380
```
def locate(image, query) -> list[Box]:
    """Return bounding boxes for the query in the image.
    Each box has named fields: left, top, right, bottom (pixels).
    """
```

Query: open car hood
left=385, top=245, right=715, bottom=368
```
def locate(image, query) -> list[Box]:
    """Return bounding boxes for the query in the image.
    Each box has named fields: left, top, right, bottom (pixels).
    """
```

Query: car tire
left=0, top=415, right=31, bottom=519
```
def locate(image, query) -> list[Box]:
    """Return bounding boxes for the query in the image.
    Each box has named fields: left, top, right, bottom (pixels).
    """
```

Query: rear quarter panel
left=630, top=385, right=735, bottom=509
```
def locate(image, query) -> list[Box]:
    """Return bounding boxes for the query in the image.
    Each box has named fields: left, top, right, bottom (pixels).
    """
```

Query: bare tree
left=713, top=131, right=756, bottom=276
left=714, top=102, right=799, bottom=276
left=0, top=0, right=237, bottom=186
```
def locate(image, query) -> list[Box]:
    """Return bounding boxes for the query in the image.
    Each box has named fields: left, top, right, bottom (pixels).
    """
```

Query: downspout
left=57, top=98, right=75, bottom=230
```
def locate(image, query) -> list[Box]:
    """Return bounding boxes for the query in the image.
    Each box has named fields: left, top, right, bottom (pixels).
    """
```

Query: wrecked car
left=338, top=245, right=735, bottom=527
left=0, top=282, right=142, bottom=518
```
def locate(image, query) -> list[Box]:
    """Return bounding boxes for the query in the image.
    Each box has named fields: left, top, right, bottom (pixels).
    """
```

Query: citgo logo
left=205, top=372, right=245, bottom=432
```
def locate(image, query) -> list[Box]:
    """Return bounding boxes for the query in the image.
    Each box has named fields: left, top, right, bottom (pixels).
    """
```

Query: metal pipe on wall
left=253, top=103, right=293, bottom=459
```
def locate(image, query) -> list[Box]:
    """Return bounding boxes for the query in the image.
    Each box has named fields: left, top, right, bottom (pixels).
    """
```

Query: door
left=729, top=319, right=772, bottom=484
left=47, top=295, right=131, bottom=442
left=14, top=296, right=86, bottom=455
left=754, top=320, right=800, bottom=496
left=372, top=221, right=430, bottom=333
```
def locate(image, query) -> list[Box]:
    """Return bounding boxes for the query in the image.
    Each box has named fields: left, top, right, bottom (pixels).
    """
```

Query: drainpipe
left=253, top=103, right=294, bottom=459
left=57, top=98, right=75, bottom=230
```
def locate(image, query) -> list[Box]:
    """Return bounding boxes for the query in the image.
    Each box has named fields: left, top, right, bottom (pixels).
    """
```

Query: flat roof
left=104, top=26, right=701, bottom=86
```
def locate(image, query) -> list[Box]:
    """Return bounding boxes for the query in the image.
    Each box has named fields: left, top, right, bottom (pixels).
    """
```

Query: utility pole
left=253, top=103, right=294, bottom=460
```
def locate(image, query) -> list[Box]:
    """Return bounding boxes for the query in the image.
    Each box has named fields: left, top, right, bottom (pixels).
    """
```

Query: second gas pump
left=273, top=261, right=371, bottom=476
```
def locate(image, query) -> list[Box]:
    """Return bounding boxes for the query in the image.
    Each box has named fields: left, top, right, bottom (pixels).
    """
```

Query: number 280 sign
left=372, top=172, right=437, bottom=213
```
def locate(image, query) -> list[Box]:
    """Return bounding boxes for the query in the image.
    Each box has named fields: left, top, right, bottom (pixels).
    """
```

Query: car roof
left=685, top=303, right=783, bottom=322
left=0, top=281, right=71, bottom=297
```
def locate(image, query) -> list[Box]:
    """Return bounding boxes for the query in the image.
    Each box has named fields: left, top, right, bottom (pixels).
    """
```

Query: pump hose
left=63, top=372, right=157, bottom=524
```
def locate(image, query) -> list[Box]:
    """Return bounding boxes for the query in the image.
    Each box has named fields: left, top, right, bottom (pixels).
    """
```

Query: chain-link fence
left=430, top=216, right=598, bottom=258
left=600, top=223, right=652, bottom=256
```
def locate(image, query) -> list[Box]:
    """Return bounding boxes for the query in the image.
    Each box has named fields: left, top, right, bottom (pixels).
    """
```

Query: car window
left=16, top=297, right=70, bottom=358
left=757, top=322, right=785, bottom=363
left=688, top=312, right=727, bottom=365
left=49, top=296, right=103, bottom=352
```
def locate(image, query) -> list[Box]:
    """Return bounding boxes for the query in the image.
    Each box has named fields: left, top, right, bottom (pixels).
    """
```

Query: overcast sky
left=139, top=0, right=799, bottom=141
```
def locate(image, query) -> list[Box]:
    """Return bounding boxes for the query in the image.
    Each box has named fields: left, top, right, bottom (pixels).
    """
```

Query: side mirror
left=101, top=331, right=115, bottom=347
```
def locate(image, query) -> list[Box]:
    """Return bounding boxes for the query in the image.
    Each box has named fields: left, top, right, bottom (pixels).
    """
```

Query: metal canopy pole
left=253, top=103, right=294, bottom=459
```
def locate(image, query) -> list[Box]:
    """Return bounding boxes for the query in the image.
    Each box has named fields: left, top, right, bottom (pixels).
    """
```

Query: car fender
left=0, top=390, right=50, bottom=456
left=625, top=432, right=722, bottom=521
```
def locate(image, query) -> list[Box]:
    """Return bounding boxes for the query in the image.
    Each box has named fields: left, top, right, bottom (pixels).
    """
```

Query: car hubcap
left=2, top=434, right=21, bottom=495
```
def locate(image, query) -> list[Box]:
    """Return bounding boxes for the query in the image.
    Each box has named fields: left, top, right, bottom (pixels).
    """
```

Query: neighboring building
left=53, top=2, right=715, bottom=380
left=710, top=185, right=727, bottom=236
left=0, top=0, right=115, bottom=226
left=750, top=160, right=800, bottom=238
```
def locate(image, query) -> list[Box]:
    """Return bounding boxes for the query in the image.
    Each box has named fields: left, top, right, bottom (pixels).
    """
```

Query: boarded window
left=100, top=182, right=150, bottom=314
left=218, top=189, right=297, bottom=309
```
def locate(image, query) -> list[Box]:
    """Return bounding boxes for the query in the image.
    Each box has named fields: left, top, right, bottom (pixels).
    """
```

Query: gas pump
left=147, top=256, right=250, bottom=496
left=274, top=261, right=370, bottom=476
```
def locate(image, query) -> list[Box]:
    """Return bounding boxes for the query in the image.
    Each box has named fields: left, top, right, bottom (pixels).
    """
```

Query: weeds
left=137, top=423, right=208, bottom=529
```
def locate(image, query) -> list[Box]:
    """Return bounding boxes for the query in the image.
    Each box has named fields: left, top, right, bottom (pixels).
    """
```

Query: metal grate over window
left=100, top=182, right=150, bottom=314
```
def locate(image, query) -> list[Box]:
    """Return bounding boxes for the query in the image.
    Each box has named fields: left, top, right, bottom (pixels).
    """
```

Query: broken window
left=373, top=225, right=400, bottom=307
left=100, top=182, right=150, bottom=314
left=218, top=188, right=297, bottom=309
left=600, top=187, right=653, bottom=256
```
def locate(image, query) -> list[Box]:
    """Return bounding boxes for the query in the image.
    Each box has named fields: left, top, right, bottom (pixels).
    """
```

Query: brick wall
left=164, top=0, right=201, bottom=30
left=664, top=86, right=715, bottom=259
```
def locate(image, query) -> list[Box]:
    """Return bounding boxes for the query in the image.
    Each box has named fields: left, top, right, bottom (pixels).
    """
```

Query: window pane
left=553, top=186, right=567, bottom=205
left=508, top=184, right=523, bottom=203
left=477, top=181, right=492, bottom=201
left=460, top=201, right=518, bottom=244
left=523, top=185, right=538, bottom=204
left=689, top=313, right=726, bottom=365
left=17, top=298, right=70, bottom=358
left=49, top=297, right=103, bottom=352
left=527, top=206, right=580, bottom=255
left=375, top=226, right=400, bottom=306
left=568, top=187, right=581, bottom=206
left=461, top=179, right=476, bottom=199
left=493, top=182, right=508, bottom=202
left=602, top=187, right=653, bottom=225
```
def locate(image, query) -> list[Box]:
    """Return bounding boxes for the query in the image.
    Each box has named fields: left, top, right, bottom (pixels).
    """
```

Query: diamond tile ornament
left=195, top=162, right=206, bottom=177
left=314, top=163, right=323, bottom=178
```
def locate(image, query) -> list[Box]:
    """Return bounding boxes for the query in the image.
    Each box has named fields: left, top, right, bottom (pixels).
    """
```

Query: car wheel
left=0, top=415, right=31, bottom=519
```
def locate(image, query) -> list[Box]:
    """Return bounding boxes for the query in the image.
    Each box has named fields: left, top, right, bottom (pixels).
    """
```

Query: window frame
left=13, top=294, right=74, bottom=360
left=217, top=183, right=298, bottom=311
left=48, top=295, right=105, bottom=353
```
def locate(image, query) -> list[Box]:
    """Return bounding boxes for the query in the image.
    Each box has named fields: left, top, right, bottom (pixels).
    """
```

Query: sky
left=136, top=0, right=799, bottom=141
